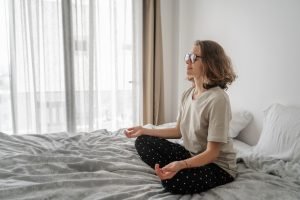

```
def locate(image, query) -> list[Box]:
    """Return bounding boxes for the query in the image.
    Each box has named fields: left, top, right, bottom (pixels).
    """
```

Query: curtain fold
left=143, top=0, right=164, bottom=125
left=62, top=0, right=76, bottom=133
left=0, top=0, right=142, bottom=134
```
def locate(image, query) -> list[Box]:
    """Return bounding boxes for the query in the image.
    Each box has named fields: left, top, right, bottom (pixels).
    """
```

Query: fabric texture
left=177, top=87, right=237, bottom=177
left=143, top=0, right=165, bottom=125
left=233, top=139, right=253, bottom=157
left=0, top=130, right=300, bottom=199
left=135, top=135, right=234, bottom=194
left=229, top=110, right=253, bottom=138
left=253, top=103, right=300, bottom=162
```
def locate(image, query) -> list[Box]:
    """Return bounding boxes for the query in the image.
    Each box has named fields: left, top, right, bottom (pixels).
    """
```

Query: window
left=0, top=0, right=142, bottom=134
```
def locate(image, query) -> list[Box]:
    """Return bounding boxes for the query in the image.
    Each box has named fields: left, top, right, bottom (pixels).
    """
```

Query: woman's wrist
left=140, top=127, right=146, bottom=135
left=180, top=160, right=190, bottom=169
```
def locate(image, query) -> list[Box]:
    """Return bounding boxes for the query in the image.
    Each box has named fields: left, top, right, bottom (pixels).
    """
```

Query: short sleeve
left=207, top=95, right=231, bottom=143
left=176, top=108, right=182, bottom=123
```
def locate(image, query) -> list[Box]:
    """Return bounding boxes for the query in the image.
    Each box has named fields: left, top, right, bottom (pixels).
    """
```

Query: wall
left=165, top=0, right=300, bottom=145
left=160, top=0, right=179, bottom=123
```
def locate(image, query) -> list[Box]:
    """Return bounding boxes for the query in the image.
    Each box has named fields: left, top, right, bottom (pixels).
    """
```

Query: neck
left=193, top=79, right=206, bottom=96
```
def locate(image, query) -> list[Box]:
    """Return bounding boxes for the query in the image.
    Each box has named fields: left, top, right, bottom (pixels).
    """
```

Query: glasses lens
left=185, top=53, right=197, bottom=63
left=190, top=54, right=196, bottom=63
left=184, top=53, right=190, bottom=62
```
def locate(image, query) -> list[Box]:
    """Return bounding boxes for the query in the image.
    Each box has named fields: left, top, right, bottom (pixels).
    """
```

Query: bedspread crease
left=0, top=130, right=299, bottom=200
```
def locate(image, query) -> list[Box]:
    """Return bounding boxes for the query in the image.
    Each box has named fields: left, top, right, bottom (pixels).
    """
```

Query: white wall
left=160, top=0, right=179, bottom=123
left=162, top=0, right=300, bottom=145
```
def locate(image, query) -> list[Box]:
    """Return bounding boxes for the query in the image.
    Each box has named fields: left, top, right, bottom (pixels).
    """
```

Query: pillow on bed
left=229, top=110, right=253, bottom=138
left=253, top=103, right=300, bottom=162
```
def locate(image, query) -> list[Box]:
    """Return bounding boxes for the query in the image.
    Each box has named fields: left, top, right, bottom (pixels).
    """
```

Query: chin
left=186, top=72, right=193, bottom=77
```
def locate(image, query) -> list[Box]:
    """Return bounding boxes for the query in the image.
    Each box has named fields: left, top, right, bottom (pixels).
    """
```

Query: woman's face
left=186, top=45, right=204, bottom=80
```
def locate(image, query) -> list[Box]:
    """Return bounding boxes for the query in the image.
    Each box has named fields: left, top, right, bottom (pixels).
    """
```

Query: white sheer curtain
left=0, top=0, right=142, bottom=134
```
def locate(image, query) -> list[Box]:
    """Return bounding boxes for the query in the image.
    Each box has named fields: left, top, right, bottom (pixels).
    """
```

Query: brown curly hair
left=194, top=40, right=237, bottom=90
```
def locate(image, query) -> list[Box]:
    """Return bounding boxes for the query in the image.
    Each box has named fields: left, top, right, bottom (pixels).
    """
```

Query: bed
left=1, top=103, right=300, bottom=200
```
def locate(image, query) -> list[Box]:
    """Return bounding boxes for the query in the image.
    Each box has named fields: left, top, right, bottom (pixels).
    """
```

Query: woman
left=125, top=40, right=237, bottom=194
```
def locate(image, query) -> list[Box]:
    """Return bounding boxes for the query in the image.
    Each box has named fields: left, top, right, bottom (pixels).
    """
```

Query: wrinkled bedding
left=0, top=130, right=299, bottom=200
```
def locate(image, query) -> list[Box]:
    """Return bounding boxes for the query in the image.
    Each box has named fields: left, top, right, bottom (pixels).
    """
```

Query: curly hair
left=194, top=40, right=237, bottom=90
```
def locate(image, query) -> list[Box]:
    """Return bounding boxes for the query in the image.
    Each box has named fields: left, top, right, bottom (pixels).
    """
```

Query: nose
left=185, top=58, right=192, bottom=65
left=186, top=62, right=192, bottom=70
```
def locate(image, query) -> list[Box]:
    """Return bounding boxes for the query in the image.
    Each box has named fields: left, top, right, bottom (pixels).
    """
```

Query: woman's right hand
left=124, top=126, right=145, bottom=138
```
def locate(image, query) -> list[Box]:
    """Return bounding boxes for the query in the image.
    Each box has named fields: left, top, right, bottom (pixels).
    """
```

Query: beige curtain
left=143, top=0, right=164, bottom=125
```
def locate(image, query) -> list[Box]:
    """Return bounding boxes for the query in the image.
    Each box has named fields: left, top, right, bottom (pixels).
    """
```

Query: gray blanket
left=0, top=130, right=299, bottom=200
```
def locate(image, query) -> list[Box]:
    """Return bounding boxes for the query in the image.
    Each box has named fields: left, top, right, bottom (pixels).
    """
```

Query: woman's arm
left=155, top=141, right=221, bottom=180
left=181, top=141, right=221, bottom=168
left=124, top=123, right=181, bottom=139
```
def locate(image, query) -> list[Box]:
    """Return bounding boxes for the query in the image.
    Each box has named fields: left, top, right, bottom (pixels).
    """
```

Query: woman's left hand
left=154, top=161, right=185, bottom=180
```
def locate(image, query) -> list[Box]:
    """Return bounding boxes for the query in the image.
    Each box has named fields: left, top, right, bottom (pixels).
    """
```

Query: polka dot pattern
left=135, top=135, right=234, bottom=194
left=135, top=135, right=191, bottom=168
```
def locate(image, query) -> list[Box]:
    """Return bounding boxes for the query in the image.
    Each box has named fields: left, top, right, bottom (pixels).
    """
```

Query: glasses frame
left=184, top=53, right=203, bottom=64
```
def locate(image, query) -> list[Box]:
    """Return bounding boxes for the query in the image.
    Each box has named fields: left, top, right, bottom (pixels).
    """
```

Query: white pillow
left=229, top=110, right=253, bottom=138
left=233, top=139, right=253, bottom=156
left=253, top=104, right=300, bottom=162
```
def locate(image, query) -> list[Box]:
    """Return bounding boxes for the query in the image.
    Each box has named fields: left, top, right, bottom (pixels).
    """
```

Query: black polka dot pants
left=135, top=135, right=234, bottom=194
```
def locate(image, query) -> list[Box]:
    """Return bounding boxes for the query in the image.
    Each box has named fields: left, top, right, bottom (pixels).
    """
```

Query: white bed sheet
left=1, top=129, right=299, bottom=200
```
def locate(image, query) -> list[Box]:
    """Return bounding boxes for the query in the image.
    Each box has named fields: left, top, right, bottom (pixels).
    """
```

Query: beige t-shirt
left=177, top=86, right=237, bottom=178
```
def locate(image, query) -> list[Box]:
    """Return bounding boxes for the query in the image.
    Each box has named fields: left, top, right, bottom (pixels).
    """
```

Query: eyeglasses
left=184, top=53, right=203, bottom=64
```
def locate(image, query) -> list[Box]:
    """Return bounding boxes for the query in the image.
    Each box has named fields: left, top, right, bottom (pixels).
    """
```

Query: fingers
left=127, top=133, right=138, bottom=138
left=155, top=164, right=164, bottom=179
left=124, top=131, right=130, bottom=138
left=124, top=131, right=139, bottom=138
left=124, top=127, right=138, bottom=134
left=124, top=127, right=134, bottom=134
left=155, top=164, right=177, bottom=180
left=124, top=126, right=143, bottom=138
left=126, top=127, right=135, bottom=132
left=161, top=162, right=177, bottom=173
left=124, top=127, right=137, bottom=138
left=162, top=166, right=174, bottom=173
